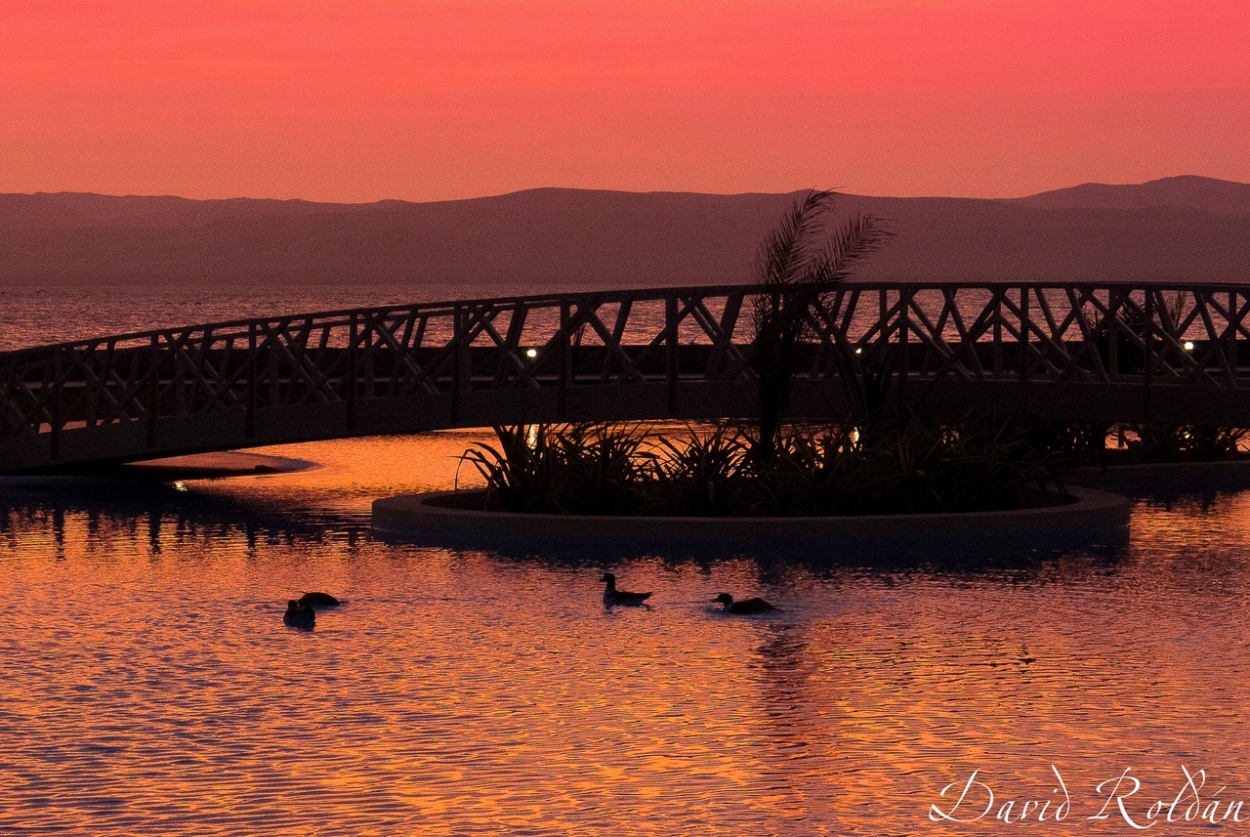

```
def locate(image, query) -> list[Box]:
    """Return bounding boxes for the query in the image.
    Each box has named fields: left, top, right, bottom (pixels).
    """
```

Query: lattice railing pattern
left=3, top=282, right=1250, bottom=443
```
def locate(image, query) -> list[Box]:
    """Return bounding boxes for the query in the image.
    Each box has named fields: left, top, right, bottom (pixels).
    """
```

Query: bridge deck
left=5, top=281, right=1250, bottom=471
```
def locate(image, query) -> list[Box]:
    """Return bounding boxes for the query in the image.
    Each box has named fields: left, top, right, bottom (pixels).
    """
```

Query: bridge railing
left=3, top=281, right=1250, bottom=443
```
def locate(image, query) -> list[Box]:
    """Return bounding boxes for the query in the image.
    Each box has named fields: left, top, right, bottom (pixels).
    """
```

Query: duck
left=298, top=591, right=340, bottom=608
left=601, top=572, right=652, bottom=607
left=714, top=593, right=775, bottom=614
left=283, top=599, right=315, bottom=630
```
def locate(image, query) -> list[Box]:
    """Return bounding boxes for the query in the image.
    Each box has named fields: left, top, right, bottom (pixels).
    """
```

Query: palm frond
left=753, top=190, right=834, bottom=288
left=810, top=214, right=893, bottom=285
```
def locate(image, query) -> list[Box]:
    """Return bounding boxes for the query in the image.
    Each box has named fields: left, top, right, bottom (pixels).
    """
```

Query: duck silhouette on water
left=298, top=591, right=340, bottom=608
left=283, top=599, right=315, bottom=630
left=601, top=573, right=652, bottom=607
left=714, top=593, right=775, bottom=614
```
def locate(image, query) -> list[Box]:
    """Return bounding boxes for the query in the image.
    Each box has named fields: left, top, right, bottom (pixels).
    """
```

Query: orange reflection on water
left=2, top=436, right=1250, bottom=834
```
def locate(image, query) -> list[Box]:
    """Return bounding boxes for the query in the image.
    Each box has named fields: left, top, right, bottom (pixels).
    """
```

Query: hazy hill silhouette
left=1014, top=175, right=1250, bottom=214
left=1, top=176, right=1247, bottom=288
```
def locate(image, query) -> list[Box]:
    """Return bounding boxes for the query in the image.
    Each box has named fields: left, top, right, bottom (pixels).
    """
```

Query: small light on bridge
left=1183, top=341, right=1195, bottom=352
left=526, top=348, right=538, bottom=359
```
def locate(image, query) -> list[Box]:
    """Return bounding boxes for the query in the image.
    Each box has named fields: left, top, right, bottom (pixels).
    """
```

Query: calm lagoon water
left=4, top=283, right=1250, bottom=834
left=3, top=432, right=1250, bottom=836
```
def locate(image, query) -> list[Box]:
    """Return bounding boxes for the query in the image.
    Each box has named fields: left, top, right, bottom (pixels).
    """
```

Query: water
left=3, top=433, right=1250, bottom=835
left=3, top=283, right=1250, bottom=834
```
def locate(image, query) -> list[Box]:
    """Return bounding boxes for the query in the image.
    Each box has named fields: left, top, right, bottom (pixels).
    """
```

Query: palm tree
left=750, top=190, right=890, bottom=462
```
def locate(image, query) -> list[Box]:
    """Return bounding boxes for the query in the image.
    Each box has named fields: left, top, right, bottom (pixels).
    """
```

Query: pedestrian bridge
left=3, top=280, right=1249, bottom=471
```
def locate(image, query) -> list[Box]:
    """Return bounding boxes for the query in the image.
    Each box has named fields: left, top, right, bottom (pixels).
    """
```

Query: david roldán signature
left=929, top=765, right=1248, bottom=828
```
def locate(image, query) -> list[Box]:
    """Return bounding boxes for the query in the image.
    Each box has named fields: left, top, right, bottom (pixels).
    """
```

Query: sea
left=2, top=280, right=1249, bottom=835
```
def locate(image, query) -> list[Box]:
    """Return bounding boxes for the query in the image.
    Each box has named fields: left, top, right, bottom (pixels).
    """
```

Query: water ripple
left=4, top=438, right=1250, bottom=834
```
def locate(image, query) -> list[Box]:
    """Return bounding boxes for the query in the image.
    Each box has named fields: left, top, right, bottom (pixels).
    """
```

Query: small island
left=370, top=192, right=1240, bottom=548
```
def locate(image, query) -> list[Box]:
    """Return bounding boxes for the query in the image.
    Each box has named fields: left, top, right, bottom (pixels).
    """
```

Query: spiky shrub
left=459, top=415, right=1069, bottom=518
left=739, top=413, right=1066, bottom=517
left=741, top=424, right=860, bottom=515
left=1024, top=420, right=1112, bottom=466
left=1136, top=423, right=1248, bottom=462
left=903, top=411, right=1067, bottom=513
left=461, top=423, right=657, bottom=514
left=650, top=423, right=752, bottom=515
left=458, top=424, right=564, bottom=513
left=1183, top=425, right=1247, bottom=459
left=551, top=422, right=657, bottom=514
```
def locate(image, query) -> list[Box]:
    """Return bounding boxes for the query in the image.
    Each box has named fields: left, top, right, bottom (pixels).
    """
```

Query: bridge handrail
left=4, top=278, right=1248, bottom=359
left=0, top=282, right=757, bottom=359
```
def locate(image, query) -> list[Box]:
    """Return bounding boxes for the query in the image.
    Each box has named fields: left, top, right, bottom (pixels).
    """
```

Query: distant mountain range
left=1, top=175, right=1247, bottom=288
left=1012, top=175, right=1250, bottom=214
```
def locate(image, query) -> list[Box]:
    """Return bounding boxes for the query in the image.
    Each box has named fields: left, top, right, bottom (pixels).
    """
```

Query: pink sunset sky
left=3, top=0, right=1247, bottom=203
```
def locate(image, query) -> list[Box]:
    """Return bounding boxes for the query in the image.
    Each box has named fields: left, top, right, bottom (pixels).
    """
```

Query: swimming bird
left=601, top=572, right=652, bottom=607
left=283, top=599, right=315, bottom=630
left=298, top=591, right=340, bottom=608
left=714, top=593, right=775, bottom=614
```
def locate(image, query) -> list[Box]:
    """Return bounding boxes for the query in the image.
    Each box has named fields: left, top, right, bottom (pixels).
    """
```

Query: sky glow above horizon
left=2, top=0, right=1247, bottom=202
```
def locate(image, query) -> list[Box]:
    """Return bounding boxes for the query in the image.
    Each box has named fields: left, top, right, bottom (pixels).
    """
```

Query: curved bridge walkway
left=3, top=281, right=1250, bottom=471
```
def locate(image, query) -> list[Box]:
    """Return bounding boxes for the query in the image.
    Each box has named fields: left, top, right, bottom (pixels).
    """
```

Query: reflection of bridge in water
left=4, top=280, right=1250, bottom=472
